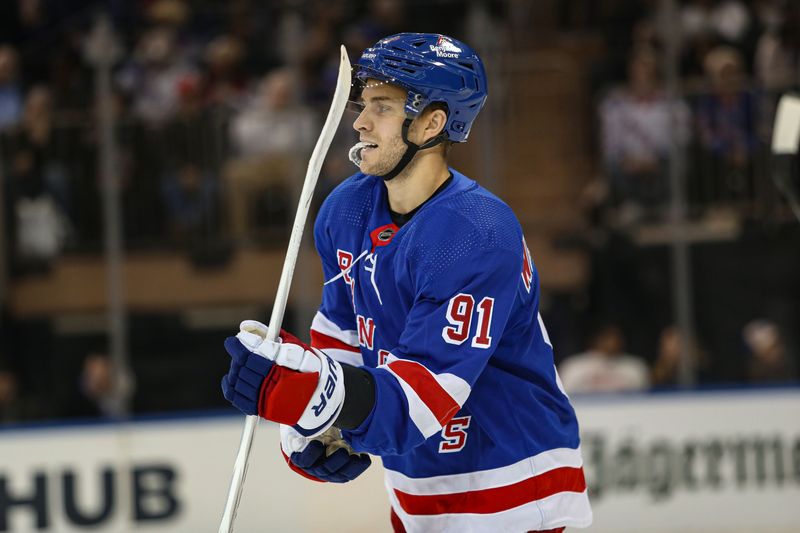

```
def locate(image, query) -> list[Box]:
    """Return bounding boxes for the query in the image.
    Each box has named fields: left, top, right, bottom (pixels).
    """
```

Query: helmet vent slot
left=458, top=61, right=475, bottom=71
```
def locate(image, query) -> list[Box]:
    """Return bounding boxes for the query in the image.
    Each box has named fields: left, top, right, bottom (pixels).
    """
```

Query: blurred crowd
left=557, top=317, right=796, bottom=395
left=0, top=0, right=798, bottom=423
left=0, top=0, right=489, bottom=273
left=0, top=0, right=501, bottom=422
left=589, top=0, right=799, bottom=225
left=561, top=0, right=800, bottom=394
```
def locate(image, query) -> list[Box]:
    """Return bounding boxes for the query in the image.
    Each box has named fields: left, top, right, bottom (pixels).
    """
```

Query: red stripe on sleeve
left=387, top=360, right=460, bottom=426
left=394, top=466, right=587, bottom=516
left=310, top=329, right=360, bottom=353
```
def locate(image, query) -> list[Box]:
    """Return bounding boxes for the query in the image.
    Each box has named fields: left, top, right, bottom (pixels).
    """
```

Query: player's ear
left=420, top=108, right=447, bottom=144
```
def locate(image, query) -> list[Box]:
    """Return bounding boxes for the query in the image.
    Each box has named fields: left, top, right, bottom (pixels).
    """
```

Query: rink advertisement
left=575, top=388, right=800, bottom=532
left=0, top=388, right=798, bottom=532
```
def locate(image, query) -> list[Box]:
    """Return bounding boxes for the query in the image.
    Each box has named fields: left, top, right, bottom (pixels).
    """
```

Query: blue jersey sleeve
left=309, top=197, right=363, bottom=366
left=343, top=209, right=524, bottom=455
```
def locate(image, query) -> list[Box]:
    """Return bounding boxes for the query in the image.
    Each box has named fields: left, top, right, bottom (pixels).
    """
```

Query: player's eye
left=347, top=100, right=366, bottom=114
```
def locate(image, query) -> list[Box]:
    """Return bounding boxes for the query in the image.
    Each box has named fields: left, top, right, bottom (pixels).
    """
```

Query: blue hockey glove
left=280, top=425, right=371, bottom=483
left=221, top=320, right=345, bottom=437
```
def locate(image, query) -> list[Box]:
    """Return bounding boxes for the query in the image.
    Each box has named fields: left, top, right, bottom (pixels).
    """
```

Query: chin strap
left=381, top=119, right=446, bottom=181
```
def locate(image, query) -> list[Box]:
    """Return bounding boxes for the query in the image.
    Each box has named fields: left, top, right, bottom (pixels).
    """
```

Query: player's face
left=352, top=81, right=410, bottom=176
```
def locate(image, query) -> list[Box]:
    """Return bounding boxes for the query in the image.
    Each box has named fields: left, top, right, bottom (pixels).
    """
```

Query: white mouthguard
left=349, top=141, right=374, bottom=167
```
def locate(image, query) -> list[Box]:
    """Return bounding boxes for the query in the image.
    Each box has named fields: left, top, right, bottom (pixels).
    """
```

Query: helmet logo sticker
left=430, top=36, right=461, bottom=58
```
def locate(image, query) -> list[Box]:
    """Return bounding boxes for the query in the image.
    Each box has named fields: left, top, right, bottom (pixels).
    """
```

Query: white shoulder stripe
left=311, top=311, right=358, bottom=347
left=384, top=447, right=584, bottom=495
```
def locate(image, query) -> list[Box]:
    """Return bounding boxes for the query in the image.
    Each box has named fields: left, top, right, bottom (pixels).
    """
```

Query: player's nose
left=353, top=107, right=370, bottom=132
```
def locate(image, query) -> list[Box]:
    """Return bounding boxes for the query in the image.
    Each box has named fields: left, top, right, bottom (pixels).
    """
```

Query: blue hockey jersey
left=311, top=169, right=592, bottom=532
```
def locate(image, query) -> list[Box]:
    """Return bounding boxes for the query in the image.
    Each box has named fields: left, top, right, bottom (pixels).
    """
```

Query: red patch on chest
left=369, top=223, right=400, bottom=252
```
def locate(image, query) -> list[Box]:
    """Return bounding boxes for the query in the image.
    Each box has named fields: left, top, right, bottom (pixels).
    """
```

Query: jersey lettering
left=357, top=315, right=375, bottom=350
left=442, top=294, right=474, bottom=345
left=337, top=250, right=354, bottom=284
left=439, top=416, right=471, bottom=453
left=521, top=236, right=533, bottom=293
left=337, top=249, right=357, bottom=310
left=472, top=297, right=494, bottom=348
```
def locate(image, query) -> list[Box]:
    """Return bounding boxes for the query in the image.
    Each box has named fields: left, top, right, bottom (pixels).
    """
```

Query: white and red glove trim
left=237, top=320, right=345, bottom=438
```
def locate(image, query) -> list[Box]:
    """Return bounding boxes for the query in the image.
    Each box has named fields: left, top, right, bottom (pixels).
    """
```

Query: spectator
left=48, top=46, right=91, bottom=118
left=753, top=0, right=785, bottom=34
left=650, top=325, right=709, bottom=387
left=692, top=45, right=758, bottom=206
left=344, top=0, right=408, bottom=54
left=147, top=0, right=191, bottom=31
left=203, top=35, right=249, bottom=110
left=224, top=67, right=316, bottom=241
left=117, top=27, right=196, bottom=127
left=743, top=320, right=797, bottom=383
left=599, top=46, right=690, bottom=222
left=79, top=353, right=135, bottom=418
left=0, top=45, right=23, bottom=131
left=298, top=1, right=350, bottom=103
left=679, top=0, right=753, bottom=77
left=161, top=162, right=218, bottom=241
left=754, top=3, right=800, bottom=92
left=0, top=367, right=23, bottom=423
left=752, top=2, right=800, bottom=157
left=559, top=323, right=650, bottom=394
left=681, top=0, right=751, bottom=46
left=223, top=0, right=281, bottom=74
left=3, top=86, right=71, bottom=267
left=159, top=74, right=223, bottom=240
left=587, top=0, right=657, bottom=98
left=0, top=340, right=38, bottom=422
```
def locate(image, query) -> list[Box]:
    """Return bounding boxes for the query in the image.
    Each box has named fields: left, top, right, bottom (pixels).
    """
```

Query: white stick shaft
left=772, top=94, right=800, bottom=154
left=218, top=45, right=351, bottom=533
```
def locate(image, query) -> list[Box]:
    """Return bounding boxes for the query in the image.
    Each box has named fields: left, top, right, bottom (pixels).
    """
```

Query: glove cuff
left=292, top=349, right=345, bottom=437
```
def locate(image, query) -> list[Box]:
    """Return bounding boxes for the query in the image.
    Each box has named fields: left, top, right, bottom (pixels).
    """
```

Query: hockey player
left=222, top=33, right=592, bottom=532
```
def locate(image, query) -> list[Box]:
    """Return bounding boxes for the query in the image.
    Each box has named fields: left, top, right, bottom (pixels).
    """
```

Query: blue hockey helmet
left=354, top=33, right=488, bottom=143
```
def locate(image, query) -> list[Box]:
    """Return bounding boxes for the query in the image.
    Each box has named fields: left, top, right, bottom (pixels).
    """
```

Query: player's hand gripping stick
left=222, top=321, right=345, bottom=437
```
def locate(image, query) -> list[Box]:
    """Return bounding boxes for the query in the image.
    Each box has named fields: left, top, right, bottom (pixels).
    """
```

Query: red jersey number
left=442, top=294, right=495, bottom=349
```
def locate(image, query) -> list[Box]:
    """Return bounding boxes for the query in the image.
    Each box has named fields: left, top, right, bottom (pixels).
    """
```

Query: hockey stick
left=218, top=45, right=352, bottom=533
left=771, top=93, right=800, bottom=223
